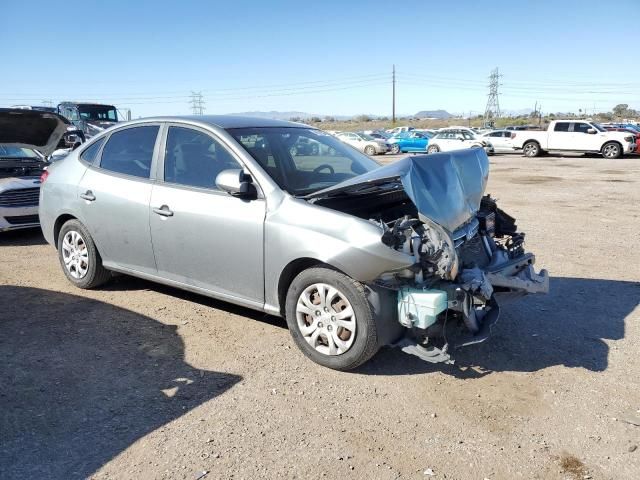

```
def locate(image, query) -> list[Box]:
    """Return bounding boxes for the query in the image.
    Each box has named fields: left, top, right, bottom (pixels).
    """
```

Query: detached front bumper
left=393, top=253, right=549, bottom=364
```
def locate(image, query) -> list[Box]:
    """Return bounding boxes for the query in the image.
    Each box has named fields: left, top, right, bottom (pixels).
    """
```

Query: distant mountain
left=413, top=109, right=453, bottom=119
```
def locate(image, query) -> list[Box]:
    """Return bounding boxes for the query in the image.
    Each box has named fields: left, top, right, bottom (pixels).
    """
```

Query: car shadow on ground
left=103, top=274, right=288, bottom=330
left=359, top=276, right=639, bottom=378
left=0, top=286, right=241, bottom=480
left=0, top=228, right=47, bottom=246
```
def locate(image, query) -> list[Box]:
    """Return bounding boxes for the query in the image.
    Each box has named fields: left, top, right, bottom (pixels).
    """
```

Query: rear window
left=100, top=126, right=159, bottom=178
left=554, top=122, right=570, bottom=132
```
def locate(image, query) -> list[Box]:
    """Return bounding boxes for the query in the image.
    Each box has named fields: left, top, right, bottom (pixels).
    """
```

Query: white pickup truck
left=512, top=120, right=637, bottom=159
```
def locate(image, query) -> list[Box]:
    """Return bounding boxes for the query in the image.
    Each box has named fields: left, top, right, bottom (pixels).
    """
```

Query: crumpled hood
left=306, top=149, right=490, bottom=232
left=0, top=108, right=69, bottom=157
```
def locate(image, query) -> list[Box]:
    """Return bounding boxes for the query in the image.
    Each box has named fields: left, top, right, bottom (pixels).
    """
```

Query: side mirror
left=215, top=169, right=256, bottom=199
left=587, top=128, right=597, bottom=134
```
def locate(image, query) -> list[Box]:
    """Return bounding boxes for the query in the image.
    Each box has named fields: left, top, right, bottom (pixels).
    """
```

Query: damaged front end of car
left=307, top=149, right=548, bottom=364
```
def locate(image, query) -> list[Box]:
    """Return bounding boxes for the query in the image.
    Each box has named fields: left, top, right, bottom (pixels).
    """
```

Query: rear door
left=149, top=125, right=265, bottom=306
left=78, top=124, right=160, bottom=275
left=547, top=122, right=572, bottom=149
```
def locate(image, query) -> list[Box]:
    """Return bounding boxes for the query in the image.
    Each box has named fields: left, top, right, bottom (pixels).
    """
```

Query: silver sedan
left=39, top=116, right=548, bottom=370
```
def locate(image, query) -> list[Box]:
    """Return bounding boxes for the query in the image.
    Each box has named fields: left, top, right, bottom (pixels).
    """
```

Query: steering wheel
left=313, top=164, right=335, bottom=174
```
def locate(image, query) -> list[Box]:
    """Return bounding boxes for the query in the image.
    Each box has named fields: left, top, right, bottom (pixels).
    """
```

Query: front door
left=78, top=124, right=160, bottom=275
left=149, top=125, right=265, bottom=306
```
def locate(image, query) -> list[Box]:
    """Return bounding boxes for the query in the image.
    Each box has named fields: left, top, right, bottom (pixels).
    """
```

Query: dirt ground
left=1, top=153, right=639, bottom=480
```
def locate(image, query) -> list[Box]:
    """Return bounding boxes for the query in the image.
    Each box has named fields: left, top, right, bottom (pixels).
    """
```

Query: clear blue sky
left=2, top=0, right=639, bottom=118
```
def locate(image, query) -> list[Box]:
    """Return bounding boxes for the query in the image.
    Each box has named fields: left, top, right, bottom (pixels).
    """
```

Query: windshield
left=358, top=133, right=376, bottom=140
left=78, top=105, right=118, bottom=122
left=0, top=146, right=40, bottom=159
left=228, top=127, right=381, bottom=195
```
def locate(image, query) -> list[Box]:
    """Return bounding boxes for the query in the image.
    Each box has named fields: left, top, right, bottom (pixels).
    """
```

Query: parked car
left=481, top=130, right=516, bottom=153
left=336, top=131, right=388, bottom=155
left=427, top=128, right=494, bottom=155
left=57, top=102, right=119, bottom=139
left=385, top=126, right=414, bottom=135
left=0, top=108, right=67, bottom=231
left=511, top=120, right=637, bottom=158
left=39, top=115, right=548, bottom=370
left=362, top=130, right=391, bottom=140
left=387, top=131, right=432, bottom=154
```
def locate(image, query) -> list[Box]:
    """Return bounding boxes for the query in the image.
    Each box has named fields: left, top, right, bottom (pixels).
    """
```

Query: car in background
left=386, top=126, right=414, bottom=136
left=511, top=120, right=636, bottom=158
left=481, top=130, right=516, bottom=153
left=362, top=130, right=391, bottom=140
left=57, top=102, right=119, bottom=139
left=427, top=128, right=494, bottom=155
left=0, top=108, right=67, bottom=231
left=336, top=131, right=388, bottom=155
left=387, top=131, right=432, bottom=154
left=38, top=115, right=547, bottom=370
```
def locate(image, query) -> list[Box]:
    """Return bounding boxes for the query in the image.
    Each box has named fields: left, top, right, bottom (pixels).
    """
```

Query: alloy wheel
left=295, top=283, right=356, bottom=356
left=603, top=144, right=619, bottom=158
left=61, top=230, right=89, bottom=279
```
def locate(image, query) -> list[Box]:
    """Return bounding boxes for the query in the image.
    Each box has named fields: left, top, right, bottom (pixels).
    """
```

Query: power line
left=484, top=67, right=502, bottom=124
left=189, top=91, right=205, bottom=115
left=392, top=64, right=396, bottom=124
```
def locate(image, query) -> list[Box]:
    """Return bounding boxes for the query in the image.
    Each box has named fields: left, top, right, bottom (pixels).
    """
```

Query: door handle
left=80, top=190, right=96, bottom=201
left=153, top=205, right=174, bottom=217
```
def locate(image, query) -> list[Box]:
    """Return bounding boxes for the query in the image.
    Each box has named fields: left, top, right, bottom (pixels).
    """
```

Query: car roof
left=120, top=115, right=308, bottom=129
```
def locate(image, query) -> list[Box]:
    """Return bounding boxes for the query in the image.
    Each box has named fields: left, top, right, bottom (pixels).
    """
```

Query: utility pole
left=538, top=103, right=542, bottom=127
left=189, top=91, right=205, bottom=115
left=392, top=64, right=396, bottom=125
left=484, top=67, right=502, bottom=127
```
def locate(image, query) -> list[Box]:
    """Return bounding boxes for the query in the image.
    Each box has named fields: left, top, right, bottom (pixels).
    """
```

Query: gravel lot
left=1, top=153, right=639, bottom=480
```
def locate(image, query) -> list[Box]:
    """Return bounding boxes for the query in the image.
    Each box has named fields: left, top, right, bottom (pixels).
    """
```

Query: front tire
left=602, top=142, right=622, bottom=159
left=285, top=267, right=379, bottom=370
left=427, top=145, right=440, bottom=154
left=57, top=219, right=111, bottom=289
left=390, top=144, right=401, bottom=154
left=523, top=141, right=541, bottom=157
left=364, top=145, right=376, bottom=156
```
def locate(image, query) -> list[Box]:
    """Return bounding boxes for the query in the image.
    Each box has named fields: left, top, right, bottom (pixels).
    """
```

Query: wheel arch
left=277, top=257, right=346, bottom=317
left=53, top=214, right=78, bottom=248
left=601, top=140, right=622, bottom=153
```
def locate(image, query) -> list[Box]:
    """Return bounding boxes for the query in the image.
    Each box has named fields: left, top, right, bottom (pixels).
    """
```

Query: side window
left=554, top=122, right=570, bottom=132
left=164, top=127, right=239, bottom=189
left=80, top=137, right=106, bottom=164
left=100, top=126, right=159, bottom=178
left=573, top=123, right=591, bottom=133
left=489, top=132, right=501, bottom=137
left=462, top=132, right=474, bottom=140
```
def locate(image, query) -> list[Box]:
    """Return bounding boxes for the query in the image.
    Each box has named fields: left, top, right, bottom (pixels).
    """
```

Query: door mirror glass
left=215, top=169, right=256, bottom=198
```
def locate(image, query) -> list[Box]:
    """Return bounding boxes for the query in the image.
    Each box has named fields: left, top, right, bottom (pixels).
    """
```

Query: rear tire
left=390, top=144, right=401, bottom=154
left=523, top=141, right=540, bottom=157
left=364, top=145, right=376, bottom=156
left=601, top=142, right=622, bottom=159
left=427, top=145, right=440, bottom=154
left=285, top=267, right=379, bottom=371
left=57, top=219, right=111, bottom=289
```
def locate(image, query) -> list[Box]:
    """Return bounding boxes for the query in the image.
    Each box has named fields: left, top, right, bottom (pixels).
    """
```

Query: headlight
left=420, top=217, right=459, bottom=280
left=624, top=136, right=634, bottom=142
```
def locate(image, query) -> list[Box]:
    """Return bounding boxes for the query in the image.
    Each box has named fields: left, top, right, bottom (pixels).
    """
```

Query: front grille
left=0, top=188, right=40, bottom=207
left=5, top=214, right=39, bottom=225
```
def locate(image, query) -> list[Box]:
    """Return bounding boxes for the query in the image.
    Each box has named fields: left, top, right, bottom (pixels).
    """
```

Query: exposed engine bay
left=314, top=185, right=548, bottom=364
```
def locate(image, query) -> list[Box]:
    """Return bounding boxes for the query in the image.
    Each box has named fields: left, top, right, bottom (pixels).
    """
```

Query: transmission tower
left=189, top=91, right=205, bottom=115
left=483, top=67, right=501, bottom=125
